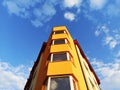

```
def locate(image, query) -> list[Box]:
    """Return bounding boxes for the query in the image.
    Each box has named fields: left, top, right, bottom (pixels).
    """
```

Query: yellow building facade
left=24, top=26, right=100, bottom=90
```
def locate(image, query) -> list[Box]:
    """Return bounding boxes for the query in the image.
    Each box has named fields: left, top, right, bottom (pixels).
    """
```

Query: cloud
left=2, top=0, right=37, bottom=18
left=103, top=36, right=118, bottom=49
left=2, top=0, right=58, bottom=27
left=2, top=0, right=120, bottom=28
left=116, top=51, right=120, bottom=58
left=31, top=19, right=43, bottom=27
left=106, top=0, right=120, bottom=17
left=31, top=2, right=56, bottom=27
left=0, top=61, right=30, bottom=90
left=95, top=25, right=109, bottom=36
left=95, top=30, right=100, bottom=36
left=89, top=0, right=107, bottom=10
left=2, top=0, right=84, bottom=28
left=95, top=25, right=120, bottom=49
left=3, top=1, right=21, bottom=15
left=62, top=0, right=82, bottom=20
left=91, top=59, right=120, bottom=90
left=63, top=0, right=81, bottom=8
left=2, top=0, right=82, bottom=27
left=64, top=12, right=75, bottom=21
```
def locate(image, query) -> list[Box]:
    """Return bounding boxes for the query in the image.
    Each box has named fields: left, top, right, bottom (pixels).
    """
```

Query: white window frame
left=50, top=54, right=53, bottom=62
left=45, top=76, right=78, bottom=90
left=52, top=40, right=54, bottom=45
left=65, top=39, right=67, bottom=43
left=53, top=31, right=65, bottom=34
left=67, top=52, right=70, bottom=60
left=46, top=77, right=51, bottom=90
left=70, top=76, right=74, bottom=90
left=70, top=76, right=78, bottom=90
left=52, top=39, right=67, bottom=45
left=50, top=52, right=70, bottom=62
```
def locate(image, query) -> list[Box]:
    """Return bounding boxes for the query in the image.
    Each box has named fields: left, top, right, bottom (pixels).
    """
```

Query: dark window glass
left=54, top=39, right=65, bottom=45
left=54, top=31, right=64, bottom=34
left=53, top=53, right=67, bottom=61
left=50, top=77, right=70, bottom=90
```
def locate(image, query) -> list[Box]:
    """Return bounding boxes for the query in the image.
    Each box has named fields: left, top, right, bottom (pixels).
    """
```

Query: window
left=52, top=39, right=66, bottom=45
left=45, top=76, right=78, bottom=90
left=50, top=77, right=70, bottom=90
left=53, top=53, right=67, bottom=61
left=54, top=31, right=65, bottom=34
left=50, top=52, right=72, bottom=62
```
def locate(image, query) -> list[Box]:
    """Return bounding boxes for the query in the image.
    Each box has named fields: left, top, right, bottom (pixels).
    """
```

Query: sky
left=0, top=0, right=120, bottom=90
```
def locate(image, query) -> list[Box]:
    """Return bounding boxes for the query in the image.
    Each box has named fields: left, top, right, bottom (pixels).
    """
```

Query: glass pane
left=55, top=31, right=64, bottom=34
left=54, top=39, right=65, bottom=45
left=53, top=53, right=67, bottom=61
left=50, top=77, right=70, bottom=90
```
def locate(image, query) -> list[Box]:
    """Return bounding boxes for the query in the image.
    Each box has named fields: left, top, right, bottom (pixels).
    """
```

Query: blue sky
left=0, top=0, right=120, bottom=90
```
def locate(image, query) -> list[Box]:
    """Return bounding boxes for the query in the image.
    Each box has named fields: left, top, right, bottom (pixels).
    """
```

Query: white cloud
left=106, top=0, right=120, bottom=17
left=62, top=0, right=82, bottom=20
left=64, top=12, right=75, bottom=21
left=109, top=40, right=117, bottom=49
left=101, top=26, right=109, bottom=33
left=0, top=61, right=30, bottom=90
left=103, top=35, right=119, bottom=49
left=95, top=30, right=100, bottom=36
left=104, top=36, right=112, bottom=44
left=31, top=2, right=56, bottom=27
left=63, top=0, right=81, bottom=8
left=2, top=0, right=36, bottom=18
left=2, top=0, right=57, bottom=27
left=3, top=1, right=24, bottom=16
left=91, top=59, right=120, bottom=90
left=95, top=25, right=120, bottom=49
left=83, top=10, right=98, bottom=24
left=2, top=0, right=83, bottom=27
left=31, top=19, right=43, bottom=27
left=95, top=25, right=109, bottom=36
left=116, top=51, right=120, bottom=57
left=89, top=0, right=107, bottom=10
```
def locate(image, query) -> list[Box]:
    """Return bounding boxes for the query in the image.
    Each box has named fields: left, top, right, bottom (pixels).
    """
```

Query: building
left=24, top=26, right=100, bottom=90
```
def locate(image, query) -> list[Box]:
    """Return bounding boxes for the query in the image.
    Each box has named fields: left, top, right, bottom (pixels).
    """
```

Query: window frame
left=52, top=39, right=68, bottom=45
left=45, top=76, right=78, bottom=90
left=50, top=52, right=71, bottom=62
left=53, top=30, right=66, bottom=34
